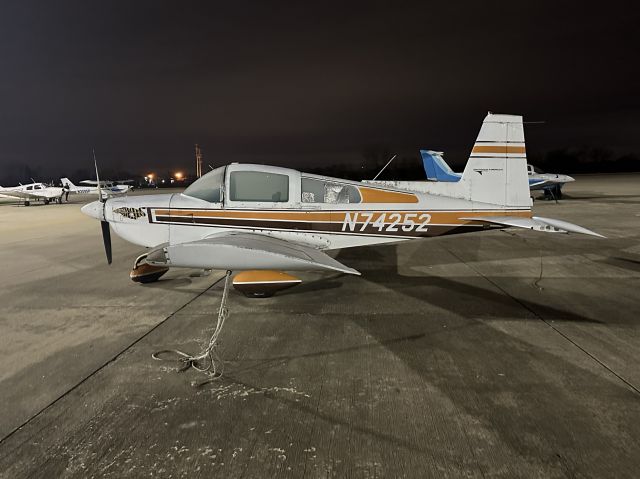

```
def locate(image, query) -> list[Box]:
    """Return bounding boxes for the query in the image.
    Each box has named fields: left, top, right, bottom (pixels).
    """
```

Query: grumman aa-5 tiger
left=82, top=113, right=603, bottom=297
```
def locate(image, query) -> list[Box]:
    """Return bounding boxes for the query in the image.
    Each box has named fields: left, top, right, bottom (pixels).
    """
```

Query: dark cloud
left=0, top=0, right=638, bottom=180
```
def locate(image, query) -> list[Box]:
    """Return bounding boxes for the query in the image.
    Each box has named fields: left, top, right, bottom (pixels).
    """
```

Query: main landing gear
left=129, top=249, right=301, bottom=298
left=232, top=270, right=301, bottom=297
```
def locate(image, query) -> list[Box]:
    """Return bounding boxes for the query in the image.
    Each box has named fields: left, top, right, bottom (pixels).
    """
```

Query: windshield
left=183, top=166, right=225, bottom=202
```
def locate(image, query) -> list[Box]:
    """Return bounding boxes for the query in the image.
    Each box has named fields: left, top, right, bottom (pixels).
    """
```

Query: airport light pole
left=195, top=144, right=203, bottom=178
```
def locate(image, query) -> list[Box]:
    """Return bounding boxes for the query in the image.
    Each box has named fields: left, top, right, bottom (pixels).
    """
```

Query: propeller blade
left=101, top=220, right=112, bottom=264
left=93, top=149, right=104, bottom=202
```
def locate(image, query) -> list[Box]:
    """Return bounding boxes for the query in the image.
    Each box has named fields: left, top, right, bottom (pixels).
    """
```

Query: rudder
left=461, top=113, right=530, bottom=208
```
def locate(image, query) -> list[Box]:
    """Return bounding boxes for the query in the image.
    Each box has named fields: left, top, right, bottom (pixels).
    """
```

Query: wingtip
left=337, top=266, right=361, bottom=276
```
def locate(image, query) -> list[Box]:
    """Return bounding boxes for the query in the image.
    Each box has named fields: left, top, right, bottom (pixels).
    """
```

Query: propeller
left=94, top=150, right=112, bottom=265
left=101, top=219, right=112, bottom=264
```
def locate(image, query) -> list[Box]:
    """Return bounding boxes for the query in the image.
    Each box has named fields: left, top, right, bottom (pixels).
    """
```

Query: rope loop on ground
left=152, top=270, right=232, bottom=380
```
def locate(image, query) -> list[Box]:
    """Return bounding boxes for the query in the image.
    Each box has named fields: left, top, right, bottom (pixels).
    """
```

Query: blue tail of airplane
left=420, top=150, right=461, bottom=182
left=421, top=149, right=549, bottom=190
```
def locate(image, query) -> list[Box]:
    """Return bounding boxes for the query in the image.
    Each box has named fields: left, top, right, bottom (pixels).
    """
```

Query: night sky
left=1, top=1, right=638, bottom=181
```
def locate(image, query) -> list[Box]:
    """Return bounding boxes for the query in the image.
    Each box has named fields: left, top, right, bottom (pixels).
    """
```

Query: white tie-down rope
left=152, top=270, right=232, bottom=380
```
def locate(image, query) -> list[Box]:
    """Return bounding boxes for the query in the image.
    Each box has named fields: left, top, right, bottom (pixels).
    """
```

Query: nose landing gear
left=130, top=253, right=169, bottom=283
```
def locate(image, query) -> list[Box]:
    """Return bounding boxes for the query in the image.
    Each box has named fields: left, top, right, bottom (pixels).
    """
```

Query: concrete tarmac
left=0, top=176, right=639, bottom=478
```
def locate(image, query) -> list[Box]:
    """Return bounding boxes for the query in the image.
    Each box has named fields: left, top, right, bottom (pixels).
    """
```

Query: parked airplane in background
left=526, top=164, right=575, bottom=198
left=81, top=113, right=603, bottom=299
left=419, top=150, right=575, bottom=199
left=61, top=178, right=132, bottom=198
left=0, top=182, right=65, bottom=206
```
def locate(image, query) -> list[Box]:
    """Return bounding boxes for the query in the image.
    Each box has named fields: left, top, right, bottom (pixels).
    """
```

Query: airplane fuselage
left=85, top=164, right=531, bottom=252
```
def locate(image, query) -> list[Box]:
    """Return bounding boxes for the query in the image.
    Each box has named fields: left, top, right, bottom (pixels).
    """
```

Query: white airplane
left=526, top=164, right=575, bottom=199
left=419, top=150, right=575, bottom=198
left=81, top=113, right=603, bottom=298
left=61, top=178, right=132, bottom=198
left=0, top=182, right=65, bottom=206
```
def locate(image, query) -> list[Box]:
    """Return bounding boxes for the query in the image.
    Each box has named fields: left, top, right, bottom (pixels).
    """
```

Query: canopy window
left=301, top=178, right=361, bottom=204
left=230, top=171, right=290, bottom=202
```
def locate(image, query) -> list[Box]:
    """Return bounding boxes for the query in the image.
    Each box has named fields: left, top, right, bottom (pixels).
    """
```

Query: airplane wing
left=80, top=180, right=99, bottom=185
left=460, top=216, right=604, bottom=237
left=146, top=231, right=361, bottom=275
left=528, top=178, right=551, bottom=190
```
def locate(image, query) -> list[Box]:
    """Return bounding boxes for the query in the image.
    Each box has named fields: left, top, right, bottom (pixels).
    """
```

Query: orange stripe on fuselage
left=358, top=187, right=419, bottom=203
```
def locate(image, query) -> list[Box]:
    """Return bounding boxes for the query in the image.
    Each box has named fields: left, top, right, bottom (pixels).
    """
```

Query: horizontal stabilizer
left=459, top=216, right=605, bottom=238
left=146, top=231, right=361, bottom=275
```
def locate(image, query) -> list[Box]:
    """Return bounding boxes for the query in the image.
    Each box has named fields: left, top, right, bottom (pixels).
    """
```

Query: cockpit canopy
left=182, top=164, right=362, bottom=205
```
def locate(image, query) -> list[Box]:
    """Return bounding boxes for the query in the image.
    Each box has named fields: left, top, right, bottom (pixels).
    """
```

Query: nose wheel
left=130, top=253, right=169, bottom=283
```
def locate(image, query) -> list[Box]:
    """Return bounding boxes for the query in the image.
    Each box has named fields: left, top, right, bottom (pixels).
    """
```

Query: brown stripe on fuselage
left=154, top=209, right=334, bottom=221
left=154, top=215, right=487, bottom=238
left=152, top=208, right=531, bottom=224
left=152, top=209, right=530, bottom=238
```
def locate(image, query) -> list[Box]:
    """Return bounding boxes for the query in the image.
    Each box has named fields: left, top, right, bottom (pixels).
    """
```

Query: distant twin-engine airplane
left=419, top=150, right=575, bottom=198
left=0, top=182, right=65, bottom=206
left=81, top=113, right=603, bottom=297
left=61, top=178, right=133, bottom=198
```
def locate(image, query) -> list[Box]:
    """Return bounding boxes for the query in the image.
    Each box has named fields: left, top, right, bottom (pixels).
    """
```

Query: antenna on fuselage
left=372, top=154, right=397, bottom=181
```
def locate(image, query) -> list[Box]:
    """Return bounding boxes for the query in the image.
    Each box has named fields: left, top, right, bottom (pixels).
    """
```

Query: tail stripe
left=471, top=145, right=526, bottom=154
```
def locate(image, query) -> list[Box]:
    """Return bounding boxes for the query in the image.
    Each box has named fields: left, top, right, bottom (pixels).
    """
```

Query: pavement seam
left=442, top=244, right=640, bottom=396
left=0, top=274, right=226, bottom=447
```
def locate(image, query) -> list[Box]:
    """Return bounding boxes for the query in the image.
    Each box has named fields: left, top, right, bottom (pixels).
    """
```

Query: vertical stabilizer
left=420, top=150, right=461, bottom=182
left=61, top=178, right=76, bottom=189
left=461, top=113, right=531, bottom=208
